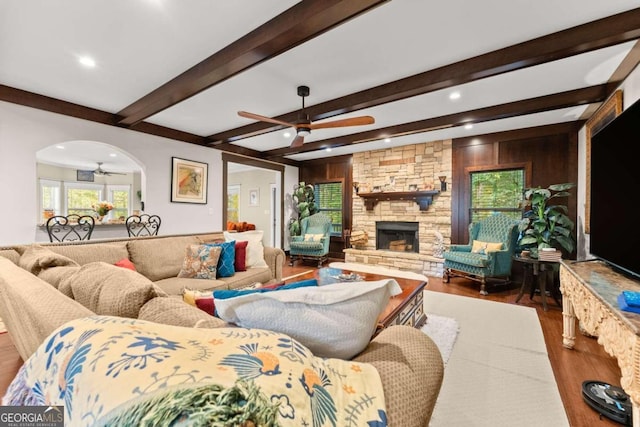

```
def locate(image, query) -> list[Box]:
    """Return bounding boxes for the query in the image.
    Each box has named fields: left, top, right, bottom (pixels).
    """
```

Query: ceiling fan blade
left=309, top=115, right=375, bottom=130
left=290, top=134, right=305, bottom=148
left=238, top=111, right=296, bottom=128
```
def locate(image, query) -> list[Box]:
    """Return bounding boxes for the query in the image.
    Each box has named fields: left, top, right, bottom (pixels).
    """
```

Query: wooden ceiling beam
left=208, top=7, right=640, bottom=145
left=116, top=0, right=388, bottom=126
left=263, top=85, right=608, bottom=159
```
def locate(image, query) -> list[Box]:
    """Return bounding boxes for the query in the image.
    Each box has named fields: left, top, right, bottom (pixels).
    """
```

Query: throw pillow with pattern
left=177, top=244, right=222, bottom=279
left=209, top=240, right=236, bottom=278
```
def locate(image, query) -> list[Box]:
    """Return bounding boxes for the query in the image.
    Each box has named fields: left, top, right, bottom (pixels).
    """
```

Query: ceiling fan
left=93, top=162, right=126, bottom=176
left=238, top=85, right=375, bottom=148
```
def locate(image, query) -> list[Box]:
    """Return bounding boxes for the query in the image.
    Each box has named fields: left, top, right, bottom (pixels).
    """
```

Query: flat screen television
left=590, top=95, right=640, bottom=280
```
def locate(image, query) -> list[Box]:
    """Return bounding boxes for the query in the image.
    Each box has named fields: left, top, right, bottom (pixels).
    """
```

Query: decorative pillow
left=177, top=244, right=222, bottom=279
left=60, top=262, right=163, bottom=318
left=234, top=240, right=248, bottom=272
left=114, top=258, right=136, bottom=271
left=18, top=245, right=79, bottom=276
left=303, top=233, right=325, bottom=242
left=214, top=279, right=402, bottom=359
left=224, top=230, right=268, bottom=269
left=209, top=241, right=235, bottom=278
left=471, top=240, right=503, bottom=254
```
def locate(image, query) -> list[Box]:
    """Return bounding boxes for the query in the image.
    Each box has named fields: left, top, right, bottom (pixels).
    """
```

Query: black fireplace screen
left=376, top=221, right=419, bottom=253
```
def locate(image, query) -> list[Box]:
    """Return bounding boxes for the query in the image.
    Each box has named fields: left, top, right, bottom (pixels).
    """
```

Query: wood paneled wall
left=299, top=155, right=353, bottom=259
left=451, top=122, right=580, bottom=251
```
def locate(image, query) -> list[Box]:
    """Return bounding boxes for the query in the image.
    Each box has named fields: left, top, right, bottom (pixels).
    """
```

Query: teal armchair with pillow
left=289, top=213, right=332, bottom=267
left=443, top=213, right=519, bottom=295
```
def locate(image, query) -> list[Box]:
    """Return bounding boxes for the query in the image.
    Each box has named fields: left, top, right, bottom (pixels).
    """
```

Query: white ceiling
left=2, top=0, right=639, bottom=170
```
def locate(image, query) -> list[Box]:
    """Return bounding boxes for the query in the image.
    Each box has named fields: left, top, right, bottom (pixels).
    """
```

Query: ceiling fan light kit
left=238, top=85, right=375, bottom=148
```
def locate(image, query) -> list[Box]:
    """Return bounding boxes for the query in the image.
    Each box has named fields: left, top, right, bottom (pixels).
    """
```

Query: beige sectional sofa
left=0, top=231, right=444, bottom=426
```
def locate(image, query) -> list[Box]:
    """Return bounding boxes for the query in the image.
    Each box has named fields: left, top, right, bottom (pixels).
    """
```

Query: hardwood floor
left=0, top=259, right=623, bottom=426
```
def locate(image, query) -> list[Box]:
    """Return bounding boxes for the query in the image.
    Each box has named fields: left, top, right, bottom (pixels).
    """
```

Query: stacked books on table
left=538, top=248, right=562, bottom=262
left=618, top=290, right=640, bottom=314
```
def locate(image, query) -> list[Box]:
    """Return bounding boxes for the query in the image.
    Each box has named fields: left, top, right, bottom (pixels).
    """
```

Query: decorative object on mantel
left=372, top=186, right=381, bottom=193
left=357, top=190, right=440, bottom=211
left=439, top=176, right=447, bottom=191
left=352, top=181, right=360, bottom=193
left=408, top=184, right=418, bottom=191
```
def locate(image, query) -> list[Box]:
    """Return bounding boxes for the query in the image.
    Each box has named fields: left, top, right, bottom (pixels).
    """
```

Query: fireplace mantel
left=357, top=190, right=440, bottom=211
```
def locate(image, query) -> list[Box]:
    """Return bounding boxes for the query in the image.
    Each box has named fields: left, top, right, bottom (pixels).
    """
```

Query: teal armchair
left=443, top=213, right=519, bottom=295
left=289, top=213, right=332, bottom=267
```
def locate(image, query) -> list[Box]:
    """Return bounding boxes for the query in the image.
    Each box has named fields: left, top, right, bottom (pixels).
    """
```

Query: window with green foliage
left=470, top=169, right=524, bottom=223
left=314, top=182, right=342, bottom=236
left=107, top=185, right=130, bottom=220
left=66, top=184, right=102, bottom=216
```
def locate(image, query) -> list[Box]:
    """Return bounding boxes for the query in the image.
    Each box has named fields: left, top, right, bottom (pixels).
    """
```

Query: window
left=314, top=182, right=342, bottom=236
left=65, top=182, right=103, bottom=216
left=40, top=179, right=61, bottom=221
left=227, top=185, right=240, bottom=222
left=470, top=169, right=524, bottom=223
left=107, top=185, right=131, bottom=220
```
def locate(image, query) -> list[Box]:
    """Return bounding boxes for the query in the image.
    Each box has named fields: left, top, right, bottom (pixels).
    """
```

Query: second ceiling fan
left=238, top=85, right=375, bottom=148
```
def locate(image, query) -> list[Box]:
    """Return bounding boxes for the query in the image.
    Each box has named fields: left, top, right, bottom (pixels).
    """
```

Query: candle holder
left=439, top=176, right=447, bottom=191
left=352, top=182, right=360, bottom=193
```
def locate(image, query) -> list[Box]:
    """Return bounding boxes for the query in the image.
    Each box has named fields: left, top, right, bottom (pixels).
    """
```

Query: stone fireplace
left=345, top=140, right=452, bottom=277
left=376, top=221, right=419, bottom=253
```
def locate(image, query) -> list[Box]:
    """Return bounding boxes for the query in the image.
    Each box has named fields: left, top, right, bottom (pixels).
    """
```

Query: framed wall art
left=585, top=90, right=622, bottom=233
left=249, top=188, right=259, bottom=206
left=171, top=157, right=208, bottom=204
left=76, top=169, right=94, bottom=182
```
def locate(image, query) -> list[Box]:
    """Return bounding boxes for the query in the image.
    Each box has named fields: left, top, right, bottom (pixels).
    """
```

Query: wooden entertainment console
left=560, top=260, right=640, bottom=425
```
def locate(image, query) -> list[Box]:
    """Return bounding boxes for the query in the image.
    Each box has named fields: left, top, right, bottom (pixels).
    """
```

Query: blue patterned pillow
left=209, top=241, right=235, bottom=278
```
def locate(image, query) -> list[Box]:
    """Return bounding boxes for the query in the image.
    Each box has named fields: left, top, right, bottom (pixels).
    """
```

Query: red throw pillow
left=195, top=297, right=215, bottom=315
left=234, top=240, right=249, bottom=271
left=114, top=258, right=136, bottom=271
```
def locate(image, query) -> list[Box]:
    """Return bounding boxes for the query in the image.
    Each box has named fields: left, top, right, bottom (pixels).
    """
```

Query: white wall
left=0, top=101, right=298, bottom=246
left=577, top=63, right=640, bottom=259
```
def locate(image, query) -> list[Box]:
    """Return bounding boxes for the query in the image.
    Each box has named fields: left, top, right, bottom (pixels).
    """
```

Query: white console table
left=560, top=260, right=640, bottom=425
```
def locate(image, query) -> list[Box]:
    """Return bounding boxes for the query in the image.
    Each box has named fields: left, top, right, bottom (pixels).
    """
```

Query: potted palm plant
left=517, top=183, right=575, bottom=259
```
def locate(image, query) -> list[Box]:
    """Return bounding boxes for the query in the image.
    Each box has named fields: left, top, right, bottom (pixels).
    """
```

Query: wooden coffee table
left=284, top=266, right=427, bottom=335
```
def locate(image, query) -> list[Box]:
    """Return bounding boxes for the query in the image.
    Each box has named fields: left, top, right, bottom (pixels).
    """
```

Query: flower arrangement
left=92, top=201, right=114, bottom=216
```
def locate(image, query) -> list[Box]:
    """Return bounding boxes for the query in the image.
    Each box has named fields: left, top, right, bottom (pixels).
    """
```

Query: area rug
left=423, top=291, right=569, bottom=426
left=420, top=314, right=459, bottom=364
left=329, top=262, right=428, bottom=281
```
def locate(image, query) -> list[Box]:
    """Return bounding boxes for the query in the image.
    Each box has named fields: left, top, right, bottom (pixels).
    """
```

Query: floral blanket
left=3, top=316, right=387, bottom=427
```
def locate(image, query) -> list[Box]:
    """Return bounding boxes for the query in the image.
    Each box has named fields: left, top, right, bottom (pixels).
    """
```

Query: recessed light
left=449, top=91, right=461, bottom=100
left=326, top=147, right=332, bottom=152
left=283, top=132, right=291, bottom=138
left=109, top=153, right=117, bottom=157
left=384, top=138, right=391, bottom=143
left=55, top=145, right=65, bottom=149
left=464, top=124, right=473, bottom=130
left=78, top=56, right=96, bottom=68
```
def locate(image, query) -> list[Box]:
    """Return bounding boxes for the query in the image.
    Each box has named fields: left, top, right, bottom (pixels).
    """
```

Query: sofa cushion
left=154, top=276, right=228, bottom=296
left=127, top=235, right=200, bottom=281
left=60, top=261, right=165, bottom=318
left=18, top=245, right=79, bottom=276
left=45, top=242, right=129, bottom=265
left=214, top=278, right=402, bottom=359
left=138, top=296, right=228, bottom=328
left=177, top=244, right=222, bottom=279
left=38, top=266, right=81, bottom=292
left=209, top=241, right=235, bottom=278
left=0, top=248, right=20, bottom=264
left=234, top=240, right=248, bottom=272
left=223, top=230, right=268, bottom=268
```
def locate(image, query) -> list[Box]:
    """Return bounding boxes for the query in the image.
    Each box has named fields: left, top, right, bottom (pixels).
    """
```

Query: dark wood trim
left=454, top=121, right=583, bottom=146
left=208, top=8, right=640, bottom=145
left=264, top=85, right=607, bottom=159
left=117, top=0, right=388, bottom=126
